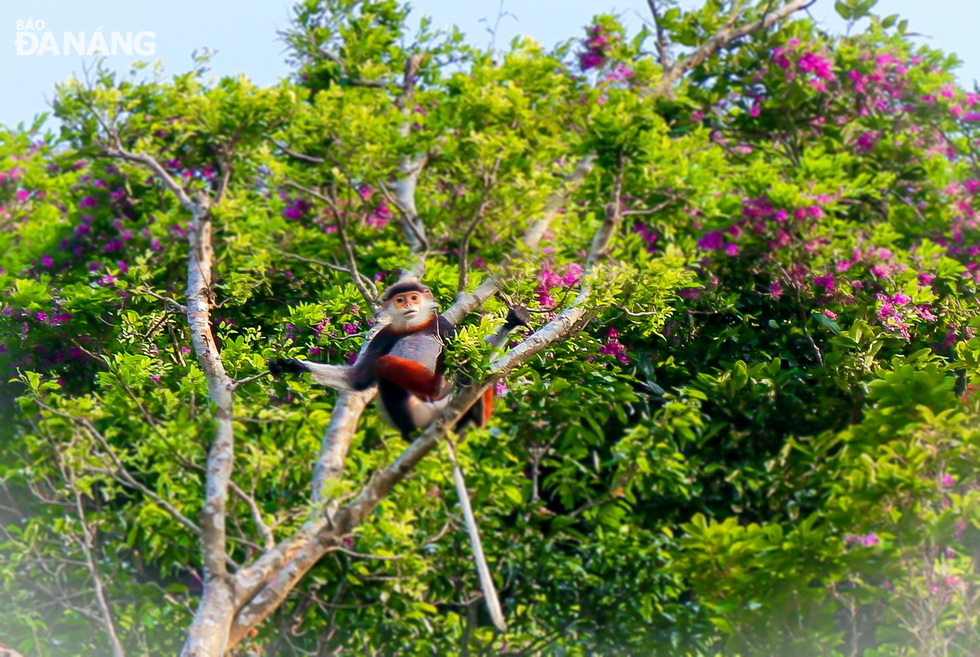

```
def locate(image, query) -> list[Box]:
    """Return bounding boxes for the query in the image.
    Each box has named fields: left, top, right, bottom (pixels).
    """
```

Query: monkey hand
left=504, top=305, right=531, bottom=329
left=267, top=358, right=310, bottom=379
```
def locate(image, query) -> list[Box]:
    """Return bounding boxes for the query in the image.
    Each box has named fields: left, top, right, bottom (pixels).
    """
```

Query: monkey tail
left=445, top=441, right=506, bottom=632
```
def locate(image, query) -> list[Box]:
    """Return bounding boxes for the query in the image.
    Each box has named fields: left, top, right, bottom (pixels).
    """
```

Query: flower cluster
left=578, top=23, right=616, bottom=71
left=598, top=327, right=630, bottom=364
left=633, top=221, right=658, bottom=253
left=536, top=262, right=583, bottom=306
left=282, top=197, right=310, bottom=221
left=845, top=531, right=879, bottom=547
left=772, top=39, right=836, bottom=92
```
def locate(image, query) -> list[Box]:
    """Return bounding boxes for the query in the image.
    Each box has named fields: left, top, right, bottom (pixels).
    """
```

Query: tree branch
left=444, top=154, right=597, bottom=324
left=286, top=181, right=381, bottom=311
left=64, top=464, right=126, bottom=657
left=646, top=0, right=673, bottom=70
left=651, top=0, right=814, bottom=98
left=225, top=172, right=626, bottom=647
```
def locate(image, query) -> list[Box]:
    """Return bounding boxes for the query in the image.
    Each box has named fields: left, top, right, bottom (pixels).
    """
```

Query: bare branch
left=646, top=0, right=673, bottom=69
left=651, top=0, right=814, bottom=98
left=444, top=154, right=597, bottom=325
left=285, top=181, right=381, bottom=311
left=380, top=155, right=432, bottom=254
left=227, top=480, right=276, bottom=551
left=32, top=403, right=206, bottom=543
left=230, top=371, right=271, bottom=391
left=311, top=389, right=375, bottom=503
left=138, top=288, right=188, bottom=314
left=275, top=141, right=326, bottom=164
left=457, top=157, right=501, bottom=294
left=102, top=143, right=238, bottom=656
left=282, top=252, right=357, bottom=275
left=64, top=465, right=126, bottom=657
left=104, top=145, right=197, bottom=214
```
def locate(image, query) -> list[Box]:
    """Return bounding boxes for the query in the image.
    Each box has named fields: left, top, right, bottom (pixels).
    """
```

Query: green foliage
left=0, top=0, right=978, bottom=655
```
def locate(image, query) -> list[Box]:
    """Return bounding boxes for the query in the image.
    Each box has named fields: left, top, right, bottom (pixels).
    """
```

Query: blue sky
left=1, top=1, right=977, bottom=129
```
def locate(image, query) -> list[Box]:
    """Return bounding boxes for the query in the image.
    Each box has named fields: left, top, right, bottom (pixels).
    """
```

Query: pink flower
left=366, top=203, right=391, bottom=228
left=813, top=274, right=835, bottom=292
left=604, top=62, right=633, bottom=83
left=697, top=230, right=726, bottom=251
left=846, top=532, right=878, bottom=547
left=561, top=263, right=584, bottom=286
left=940, top=473, right=955, bottom=487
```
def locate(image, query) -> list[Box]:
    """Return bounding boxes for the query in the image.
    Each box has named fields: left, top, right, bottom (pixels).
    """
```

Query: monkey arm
left=269, top=358, right=355, bottom=391
left=269, top=328, right=397, bottom=391
left=484, top=305, right=530, bottom=350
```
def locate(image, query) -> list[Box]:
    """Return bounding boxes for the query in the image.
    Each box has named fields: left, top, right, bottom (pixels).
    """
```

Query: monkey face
left=387, top=289, right=436, bottom=331
left=391, top=290, right=425, bottom=318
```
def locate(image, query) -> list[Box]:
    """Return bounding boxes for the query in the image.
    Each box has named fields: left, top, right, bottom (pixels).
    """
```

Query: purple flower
left=367, top=203, right=391, bottom=228
left=282, top=199, right=310, bottom=220
left=79, top=195, right=98, bottom=208
left=579, top=52, right=604, bottom=71
left=561, top=263, right=584, bottom=286
left=41, top=255, right=54, bottom=269
left=697, top=230, right=726, bottom=251
left=603, top=62, right=634, bottom=83
left=846, top=532, right=878, bottom=547
left=813, top=274, right=835, bottom=292
left=915, top=305, right=937, bottom=321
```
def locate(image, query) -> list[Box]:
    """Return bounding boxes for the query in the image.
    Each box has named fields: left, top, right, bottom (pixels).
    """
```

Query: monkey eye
left=396, top=297, right=405, bottom=304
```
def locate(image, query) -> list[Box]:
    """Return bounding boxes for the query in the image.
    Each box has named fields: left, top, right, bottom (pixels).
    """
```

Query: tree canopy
left=1, top=0, right=978, bottom=655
